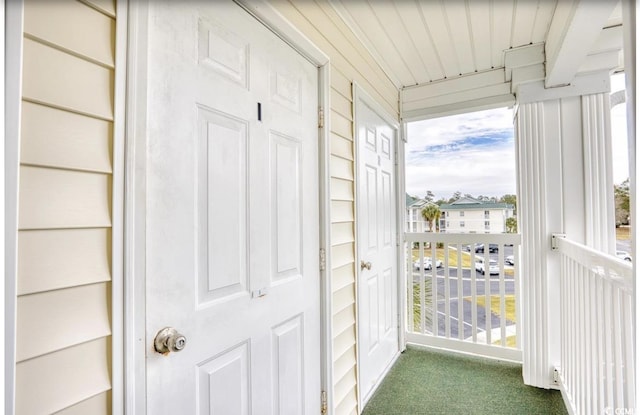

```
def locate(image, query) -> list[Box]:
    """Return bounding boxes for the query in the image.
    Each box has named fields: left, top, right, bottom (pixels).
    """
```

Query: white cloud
left=406, top=108, right=516, bottom=201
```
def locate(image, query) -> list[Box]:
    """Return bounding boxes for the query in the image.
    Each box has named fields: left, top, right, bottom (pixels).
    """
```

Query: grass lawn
left=473, top=294, right=517, bottom=323
left=616, top=226, right=631, bottom=240
left=465, top=295, right=517, bottom=347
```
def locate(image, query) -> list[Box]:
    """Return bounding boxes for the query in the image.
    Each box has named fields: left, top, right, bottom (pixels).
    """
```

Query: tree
left=614, top=179, right=630, bottom=226
left=499, top=194, right=517, bottom=211
left=505, top=216, right=517, bottom=233
left=425, top=190, right=435, bottom=203
left=434, top=198, right=447, bottom=206
left=448, top=191, right=462, bottom=203
left=422, top=204, right=441, bottom=232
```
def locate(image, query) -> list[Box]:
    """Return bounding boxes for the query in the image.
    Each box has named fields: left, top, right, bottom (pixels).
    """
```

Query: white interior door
left=143, top=2, right=320, bottom=414
left=356, top=95, right=399, bottom=404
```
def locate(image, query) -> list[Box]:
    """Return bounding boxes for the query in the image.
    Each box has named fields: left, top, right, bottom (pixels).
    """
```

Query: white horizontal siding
left=22, top=37, right=113, bottom=120
left=18, top=228, right=111, bottom=295
left=21, top=101, right=113, bottom=173
left=24, top=0, right=115, bottom=67
left=16, top=282, right=112, bottom=362
left=15, top=1, right=117, bottom=413
left=18, top=166, right=111, bottom=229
left=55, top=391, right=111, bottom=415
left=15, top=337, right=112, bottom=414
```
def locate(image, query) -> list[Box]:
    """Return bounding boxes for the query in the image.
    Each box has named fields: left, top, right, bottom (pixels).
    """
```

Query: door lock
left=360, top=260, right=372, bottom=271
left=154, top=327, right=187, bottom=355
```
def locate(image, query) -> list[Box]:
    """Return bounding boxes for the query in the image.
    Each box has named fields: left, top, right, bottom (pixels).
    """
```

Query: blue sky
left=406, top=75, right=630, bottom=201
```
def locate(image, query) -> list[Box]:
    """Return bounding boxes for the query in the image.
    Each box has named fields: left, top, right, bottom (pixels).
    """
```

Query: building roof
left=440, top=197, right=514, bottom=211
left=406, top=194, right=419, bottom=207
left=407, top=197, right=438, bottom=210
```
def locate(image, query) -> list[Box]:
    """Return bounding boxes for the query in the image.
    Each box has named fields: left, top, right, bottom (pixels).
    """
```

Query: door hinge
left=319, top=248, right=326, bottom=272
left=318, top=107, right=324, bottom=129
left=321, top=390, right=328, bottom=415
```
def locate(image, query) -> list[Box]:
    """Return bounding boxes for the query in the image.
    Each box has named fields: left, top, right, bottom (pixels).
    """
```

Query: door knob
left=360, top=260, right=372, bottom=271
left=154, top=327, right=187, bottom=355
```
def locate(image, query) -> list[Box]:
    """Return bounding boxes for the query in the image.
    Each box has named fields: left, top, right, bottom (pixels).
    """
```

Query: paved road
left=410, top=263, right=516, bottom=340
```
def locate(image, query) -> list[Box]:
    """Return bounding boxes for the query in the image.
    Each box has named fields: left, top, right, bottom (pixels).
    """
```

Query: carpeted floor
left=362, top=345, right=568, bottom=415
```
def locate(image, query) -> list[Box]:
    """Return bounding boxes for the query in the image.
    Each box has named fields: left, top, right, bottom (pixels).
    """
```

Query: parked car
left=505, top=255, right=514, bottom=265
left=616, top=251, right=632, bottom=261
left=474, top=243, right=499, bottom=253
left=475, top=257, right=500, bottom=275
left=413, top=257, right=443, bottom=270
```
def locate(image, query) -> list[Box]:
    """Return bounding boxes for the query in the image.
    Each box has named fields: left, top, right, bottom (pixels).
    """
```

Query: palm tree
left=421, top=204, right=441, bottom=232
left=506, top=216, right=517, bottom=233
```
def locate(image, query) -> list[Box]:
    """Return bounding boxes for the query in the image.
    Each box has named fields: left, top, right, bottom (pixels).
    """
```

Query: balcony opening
left=611, top=72, right=632, bottom=262
left=404, top=107, right=520, bottom=361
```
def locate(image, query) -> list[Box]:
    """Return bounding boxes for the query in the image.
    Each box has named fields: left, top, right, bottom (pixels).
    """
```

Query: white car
left=413, top=257, right=443, bottom=270
left=505, top=255, right=514, bottom=266
left=475, top=258, right=500, bottom=275
left=616, top=251, right=632, bottom=261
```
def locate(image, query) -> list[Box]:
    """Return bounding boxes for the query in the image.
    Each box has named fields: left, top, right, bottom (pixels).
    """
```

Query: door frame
left=5, top=1, right=24, bottom=413
left=124, top=0, right=334, bottom=411
left=352, top=83, right=403, bottom=409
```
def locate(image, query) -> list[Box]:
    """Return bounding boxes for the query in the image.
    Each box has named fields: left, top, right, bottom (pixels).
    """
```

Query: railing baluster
left=552, top=235, right=633, bottom=414
left=407, top=243, right=413, bottom=333
left=457, top=244, right=463, bottom=341
left=404, top=232, right=522, bottom=362
left=431, top=243, right=437, bottom=336
left=498, top=245, right=506, bottom=347
left=471, top=250, right=478, bottom=343
left=419, top=242, right=425, bottom=335
left=483, top=247, right=491, bottom=345
left=444, top=244, right=451, bottom=338
left=613, top=287, right=624, bottom=409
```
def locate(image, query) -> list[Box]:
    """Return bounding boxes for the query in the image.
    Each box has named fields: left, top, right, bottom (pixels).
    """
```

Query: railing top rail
left=555, top=235, right=633, bottom=290
left=405, top=232, right=522, bottom=245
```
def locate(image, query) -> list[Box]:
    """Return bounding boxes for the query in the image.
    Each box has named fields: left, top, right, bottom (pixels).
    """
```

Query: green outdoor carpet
left=362, top=345, right=567, bottom=415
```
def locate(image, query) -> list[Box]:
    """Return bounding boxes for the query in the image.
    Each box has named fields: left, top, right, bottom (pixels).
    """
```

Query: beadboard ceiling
left=331, top=0, right=623, bottom=90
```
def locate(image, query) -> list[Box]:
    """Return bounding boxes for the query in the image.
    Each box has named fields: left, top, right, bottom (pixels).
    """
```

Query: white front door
left=356, top=96, right=399, bottom=403
left=142, top=2, right=320, bottom=413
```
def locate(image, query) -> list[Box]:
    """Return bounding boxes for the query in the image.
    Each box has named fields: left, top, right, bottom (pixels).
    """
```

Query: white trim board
left=124, top=0, right=150, bottom=412
left=110, top=0, right=128, bottom=413
left=5, top=1, right=24, bottom=413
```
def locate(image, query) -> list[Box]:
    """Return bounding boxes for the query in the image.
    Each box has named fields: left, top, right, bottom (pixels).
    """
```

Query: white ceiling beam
left=402, top=94, right=515, bottom=122
left=503, top=43, right=545, bottom=82
left=517, top=71, right=611, bottom=105
left=403, top=68, right=505, bottom=103
left=544, top=0, right=619, bottom=88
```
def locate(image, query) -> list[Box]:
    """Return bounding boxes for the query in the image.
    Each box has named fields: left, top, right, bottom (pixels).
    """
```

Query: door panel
left=357, top=99, right=399, bottom=404
left=197, top=106, right=249, bottom=305
left=145, top=2, right=319, bottom=413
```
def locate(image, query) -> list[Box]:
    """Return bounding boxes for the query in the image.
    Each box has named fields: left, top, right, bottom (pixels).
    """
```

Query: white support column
left=515, top=102, right=563, bottom=389
left=516, top=84, right=616, bottom=390
left=582, top=93, right=616, bottom=254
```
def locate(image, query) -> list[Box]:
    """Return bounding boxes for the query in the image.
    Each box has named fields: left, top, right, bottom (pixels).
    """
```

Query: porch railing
left=554, top=235, right=635, bottom=415
left=405, top=232, right=522, bottom=362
